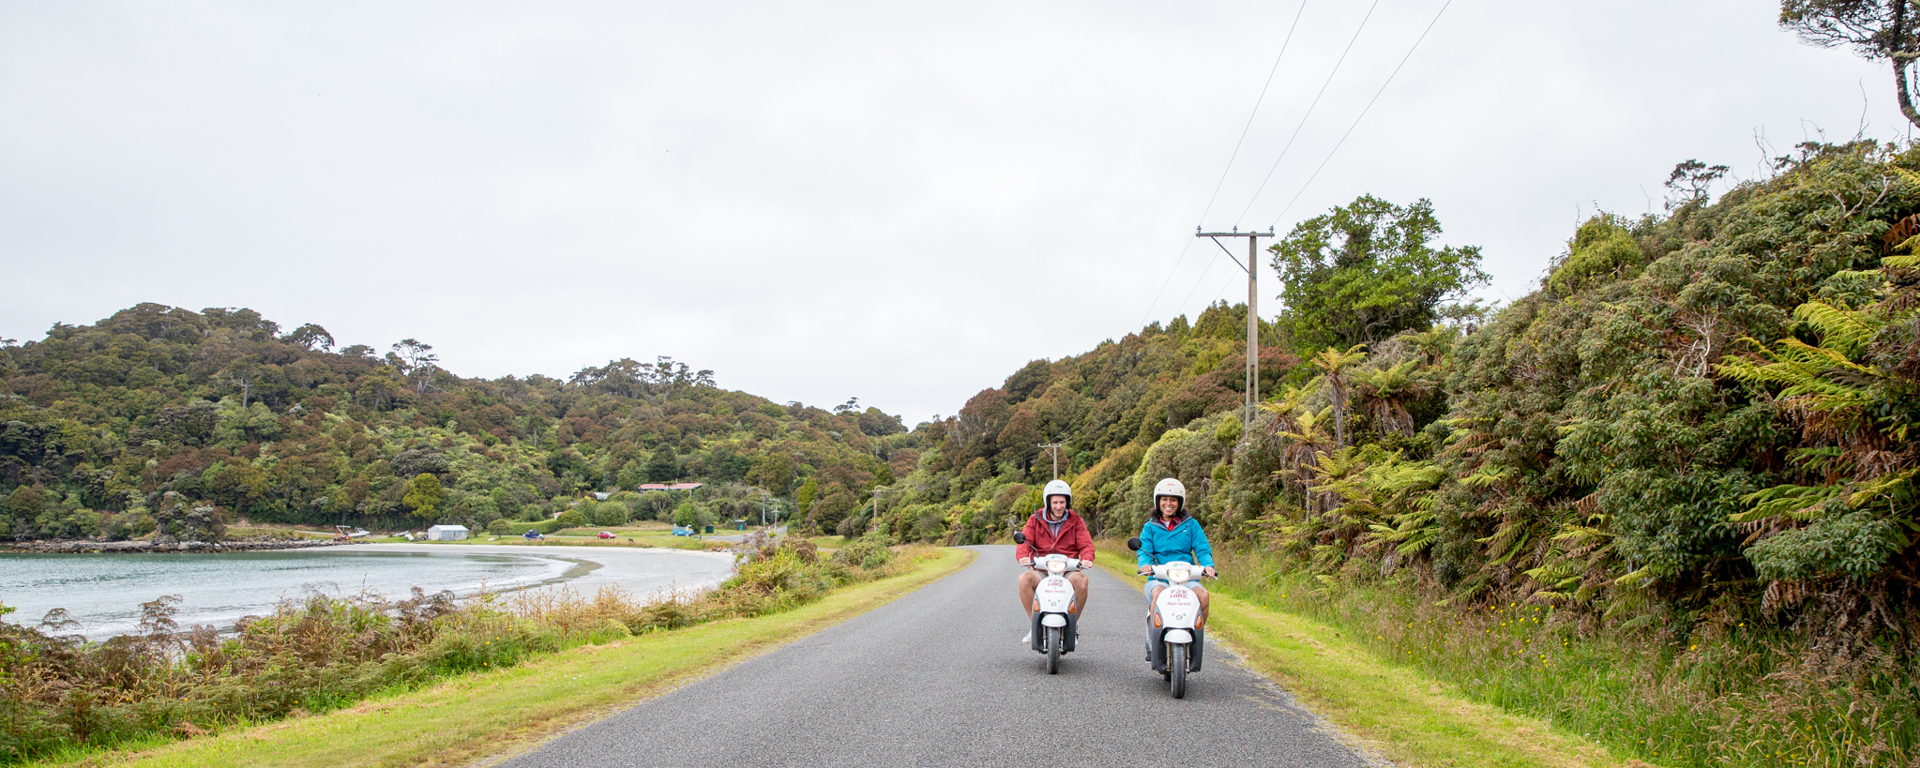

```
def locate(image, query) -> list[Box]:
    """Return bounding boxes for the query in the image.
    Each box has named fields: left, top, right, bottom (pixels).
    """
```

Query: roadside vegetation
left=0, top=532, right=919, bottom=765
left=870, top=141, right=1913, bottom=767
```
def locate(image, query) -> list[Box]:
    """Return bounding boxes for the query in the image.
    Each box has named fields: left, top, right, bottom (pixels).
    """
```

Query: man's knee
left=1018, top=572, right=1041, bottom=587
left=1066, top=572, right=1088, bottom=588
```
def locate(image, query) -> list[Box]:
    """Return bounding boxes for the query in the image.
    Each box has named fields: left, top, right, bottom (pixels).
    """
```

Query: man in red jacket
left=1016, top=479, right=1094, bottom=641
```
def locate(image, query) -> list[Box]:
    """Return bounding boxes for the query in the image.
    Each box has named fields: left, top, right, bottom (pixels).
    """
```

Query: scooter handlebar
left=1028, top=556, right=1089, bottom=572
left=1146, top=562, right=1215, bottom=579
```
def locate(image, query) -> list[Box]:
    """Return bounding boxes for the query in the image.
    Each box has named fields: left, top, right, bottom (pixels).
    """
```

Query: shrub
left=590, top=501, right=628, bottom=527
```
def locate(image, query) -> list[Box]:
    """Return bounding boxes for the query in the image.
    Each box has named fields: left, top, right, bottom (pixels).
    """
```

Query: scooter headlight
left=1047, top=559, right=1067, bottom=573
left=1167, top=567, right=1192, bottom=583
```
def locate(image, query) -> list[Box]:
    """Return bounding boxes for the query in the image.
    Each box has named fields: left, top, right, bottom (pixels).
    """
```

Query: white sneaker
left=1021, top=630, right=1032, bottom=643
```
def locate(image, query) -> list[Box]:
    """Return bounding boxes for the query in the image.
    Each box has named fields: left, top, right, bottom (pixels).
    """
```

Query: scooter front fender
left=1033, top=611, right=1079, bottom=654
left=1148, top=625, right=1204, bottom=674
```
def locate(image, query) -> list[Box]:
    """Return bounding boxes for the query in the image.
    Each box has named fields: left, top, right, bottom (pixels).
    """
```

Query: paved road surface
left=500, top=545, right=1365, bottom=768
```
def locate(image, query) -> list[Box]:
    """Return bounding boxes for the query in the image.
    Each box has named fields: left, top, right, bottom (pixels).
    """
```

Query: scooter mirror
left=1012, top=532, right=1026, bottom=545
left=1127, top=537, right=1141, bottom=552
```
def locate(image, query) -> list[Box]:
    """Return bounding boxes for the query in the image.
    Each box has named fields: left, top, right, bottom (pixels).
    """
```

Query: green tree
left=637, top=490, right=673, bottom=521
left=643, top=445, right=679, bottom=482
left=403, top=473, right=445, bottom=519
left=8, top=485, right=48, bottom=520
left=616, top=460, right=646, bottom=490
left=1310, top=344, right=1370, bottom=448
left=745, top=452, right=795, bottom=495
left=794, top=477, right=819, bottom=514
left=1270, top=194, right=1487, bottom=351
left=591, top=500, right=629, bottom=527
left=673, top=501, right=707, bottom=528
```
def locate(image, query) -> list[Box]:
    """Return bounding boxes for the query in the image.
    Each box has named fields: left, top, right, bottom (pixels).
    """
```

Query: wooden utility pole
left=1195, top=226, right=1275, bottom=428
left=1035, top=442, right=1063, bottom=479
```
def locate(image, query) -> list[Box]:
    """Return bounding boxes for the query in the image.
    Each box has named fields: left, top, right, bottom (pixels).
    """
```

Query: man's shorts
left=1145, top=578, right=1204, bottom=599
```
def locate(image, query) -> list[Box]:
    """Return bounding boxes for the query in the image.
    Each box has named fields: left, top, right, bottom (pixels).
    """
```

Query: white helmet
left=1152, top=477, right=1186, bottom=511
left=1042, top=479, right=1072, bottom=508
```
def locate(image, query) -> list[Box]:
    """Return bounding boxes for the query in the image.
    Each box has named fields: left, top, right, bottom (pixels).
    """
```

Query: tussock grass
left=1200, top=544, right=1920, bottom=768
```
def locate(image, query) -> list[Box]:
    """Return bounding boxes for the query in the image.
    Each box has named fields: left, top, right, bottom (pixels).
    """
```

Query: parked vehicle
left=672, top=526, right=695, bottom=536
left=1129, top=537, right=1207, bottom=698
left=597, top=531, right=616, bottom=539
left=1013, top=532, right=1084, bottom=674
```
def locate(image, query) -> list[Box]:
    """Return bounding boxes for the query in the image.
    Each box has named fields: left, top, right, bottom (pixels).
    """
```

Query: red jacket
left=1016, top=509, right=1095, bottom=562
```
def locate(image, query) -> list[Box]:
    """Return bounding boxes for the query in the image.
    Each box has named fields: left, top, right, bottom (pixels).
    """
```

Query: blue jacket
left=1136, top=515, right=1214, bottom=569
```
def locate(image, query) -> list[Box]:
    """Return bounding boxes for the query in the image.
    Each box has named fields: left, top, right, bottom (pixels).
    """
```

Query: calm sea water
left=0, top=549, right=589, bottom=639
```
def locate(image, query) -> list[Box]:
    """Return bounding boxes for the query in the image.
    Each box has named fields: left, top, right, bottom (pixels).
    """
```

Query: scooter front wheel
left=1170, top=644, right=1188, bottom=698
left=1047, top=626, right=1062, bottom=674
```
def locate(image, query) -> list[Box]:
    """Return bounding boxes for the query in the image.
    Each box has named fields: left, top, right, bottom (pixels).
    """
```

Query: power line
left=1232, top=0, right=1383, bottom=227
left=1141, top=1, right=1309, bottom=329
left=1266, top=0, right=1454, bottom=230
left=1139, top=237, right=1198, bottom=327
left=1172, top=247, right=1224, bottom=319
left=1195, top=0, right=1311, bottom=226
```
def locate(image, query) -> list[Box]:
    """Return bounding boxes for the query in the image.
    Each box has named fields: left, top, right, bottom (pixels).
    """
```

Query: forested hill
left=0, top=306, right=913, bottom=539
left=867, top=141, right=1916, bottom=646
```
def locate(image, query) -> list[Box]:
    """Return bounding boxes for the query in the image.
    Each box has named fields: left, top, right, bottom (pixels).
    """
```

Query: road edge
left=41, top=547, right=976, bottom=768
left=1089, top=544, right=1639, bottom=768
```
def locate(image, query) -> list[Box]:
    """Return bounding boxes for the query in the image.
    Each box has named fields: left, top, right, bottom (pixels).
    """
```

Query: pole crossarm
left=1035, top=442, right=1063, bottom=480
left=1193, top=227, right=1276, bottom=430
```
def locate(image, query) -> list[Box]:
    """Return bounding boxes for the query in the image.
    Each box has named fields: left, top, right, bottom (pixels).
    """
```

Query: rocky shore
left=2, top=539, right=346, bottom=554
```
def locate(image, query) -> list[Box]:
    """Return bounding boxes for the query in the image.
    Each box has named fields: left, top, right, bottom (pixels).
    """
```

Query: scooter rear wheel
left=1170, top=644, right=1188, bottom=699
left=1046, top=626, right=1062, bottom=674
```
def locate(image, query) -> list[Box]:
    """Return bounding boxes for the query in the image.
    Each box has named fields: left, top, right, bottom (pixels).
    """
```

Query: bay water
left=0, top=548, right=591, bottom=639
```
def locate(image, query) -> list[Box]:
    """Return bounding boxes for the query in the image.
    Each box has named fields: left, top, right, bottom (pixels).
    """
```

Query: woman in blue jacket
left=1136, top=477, right=1215, bottom=614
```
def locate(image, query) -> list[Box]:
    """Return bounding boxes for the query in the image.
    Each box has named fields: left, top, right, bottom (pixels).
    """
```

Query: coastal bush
left=590, top=501, right=628, bottom=527
left=1211, top=545, right=1920, bottom=768
left=0, top=536, right=917, bottom=764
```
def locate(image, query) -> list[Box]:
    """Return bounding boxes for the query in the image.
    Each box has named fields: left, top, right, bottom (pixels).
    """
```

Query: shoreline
left=0, top=538, right=346, bottom=554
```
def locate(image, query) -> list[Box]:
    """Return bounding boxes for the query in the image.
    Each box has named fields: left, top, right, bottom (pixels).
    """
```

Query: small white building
left=425, top=524, right=470, bottom=541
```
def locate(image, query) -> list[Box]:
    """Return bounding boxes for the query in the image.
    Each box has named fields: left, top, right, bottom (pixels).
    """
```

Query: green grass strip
left=1090, top=548, right=1639, bottom=768
left=37, top=548, right=974, bottom=768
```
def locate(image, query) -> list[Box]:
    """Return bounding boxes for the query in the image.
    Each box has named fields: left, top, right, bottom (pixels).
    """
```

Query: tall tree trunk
left=1895, top=55, right=1920, bottom=129
left=1894, top=0, right=1920, bottom=129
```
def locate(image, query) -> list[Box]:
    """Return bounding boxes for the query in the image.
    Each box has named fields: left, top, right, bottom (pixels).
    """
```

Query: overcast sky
left=1, top=1, right=1907, bottom=425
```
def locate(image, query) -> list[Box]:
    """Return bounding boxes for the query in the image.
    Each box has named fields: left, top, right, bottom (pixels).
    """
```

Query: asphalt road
left=498, top=545, right=1366, bottom=768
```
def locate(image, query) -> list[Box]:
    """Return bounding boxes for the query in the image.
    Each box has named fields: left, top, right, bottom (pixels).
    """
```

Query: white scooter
left=1129, top=537, right=1206, bottom=698
left=1013, top=533, right=1083, bottom=674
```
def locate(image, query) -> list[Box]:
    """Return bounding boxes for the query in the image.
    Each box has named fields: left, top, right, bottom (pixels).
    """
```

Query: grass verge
left=26, top=547, right=973, bottom=768
left=1092, top=541, right=1636, bottom=768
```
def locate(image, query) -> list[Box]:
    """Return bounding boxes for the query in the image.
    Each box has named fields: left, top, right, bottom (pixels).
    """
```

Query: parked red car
left=597, top=531, right=616, bottom=539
